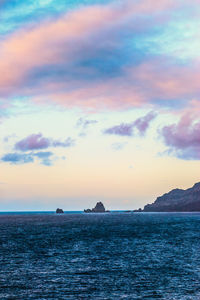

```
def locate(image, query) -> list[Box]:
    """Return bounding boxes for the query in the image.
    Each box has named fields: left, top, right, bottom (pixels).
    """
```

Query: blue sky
left=0, top=0, right=200, bottom=210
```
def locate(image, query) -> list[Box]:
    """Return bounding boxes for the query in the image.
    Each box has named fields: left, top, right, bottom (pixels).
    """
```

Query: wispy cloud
left=76, top=117, right=98, bottom=136
left=33, top=151, right=54, bottom=166
left=111, top=142, right=127, bottom=151
left=104, top=111, right=156, bottom=137
left=15, top=133, right=75, bottom=151
left=105, top=123, right=133, bottom=137
left=76, top=118, right=98, bottom=129
left=2, top=133, right=74, bottom=166
left=1, top=153, right=34, bottom=164
left=1, top=151, right=54, bottom=166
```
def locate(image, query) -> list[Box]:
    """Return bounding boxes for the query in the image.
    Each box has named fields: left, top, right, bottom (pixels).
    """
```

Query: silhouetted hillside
left=143, top=182, right=200, bottom=212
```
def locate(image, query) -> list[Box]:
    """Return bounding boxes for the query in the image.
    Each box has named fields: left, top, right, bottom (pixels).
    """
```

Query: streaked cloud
left=0, top=0, right=186, bottom=111
left=1, top=152, right=34, bottom=164
left=104, top=111, right=156, bottom=136
left=105, top=122, right=133, bottom=137
left=15, top=133, right=75, bottom=151
left=1, top=151, right=54, bottom=166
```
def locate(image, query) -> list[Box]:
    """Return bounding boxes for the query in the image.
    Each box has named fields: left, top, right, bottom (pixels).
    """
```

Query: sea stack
left=56, top=208, right=64, bottom=214
left=84, top=202, right=109, bottom=213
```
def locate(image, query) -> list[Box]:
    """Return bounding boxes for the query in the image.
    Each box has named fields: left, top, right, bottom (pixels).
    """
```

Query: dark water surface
left=0, top=212, right=200, bottom=299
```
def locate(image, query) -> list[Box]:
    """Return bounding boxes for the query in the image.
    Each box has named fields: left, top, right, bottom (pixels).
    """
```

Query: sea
left=0, top=212, right=200, bottom=299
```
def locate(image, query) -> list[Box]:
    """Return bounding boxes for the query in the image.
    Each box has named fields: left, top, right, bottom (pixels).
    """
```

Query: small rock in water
left=56, top=208, right=64, bottom=214
left=84, top=202, right=109, bottom=213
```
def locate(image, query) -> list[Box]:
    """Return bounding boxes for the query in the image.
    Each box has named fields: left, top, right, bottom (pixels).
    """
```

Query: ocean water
left=0, top=212, right=200, bottom=299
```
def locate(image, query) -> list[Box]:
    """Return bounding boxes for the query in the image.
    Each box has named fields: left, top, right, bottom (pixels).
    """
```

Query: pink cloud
left=15, top=133, right=50, bottom=151
left=104, top=123, right=134, bottom=136
left=15, top=133, right=75, bottom=151
left=134, top=111, right=156, bottom=136
left=104, top=111, right=156, bottom=136
left=161, top=113, right=200, bottom=160
left=0, top=0, right=178, bottom=110
left=33, top=79, right=146, bottom=111
left=130, top=60, right=200, bottom=100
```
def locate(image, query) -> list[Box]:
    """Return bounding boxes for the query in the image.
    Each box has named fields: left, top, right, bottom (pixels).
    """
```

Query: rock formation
left=142, top=182, right=200, bottom=212
left=56, top=208, right=64, bottom=213
left=84, top=202, right=109, bottom=213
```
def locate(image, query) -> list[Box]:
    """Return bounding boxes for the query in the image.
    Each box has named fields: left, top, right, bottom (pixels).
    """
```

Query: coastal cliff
left=143, top=182, right=200, bottom=212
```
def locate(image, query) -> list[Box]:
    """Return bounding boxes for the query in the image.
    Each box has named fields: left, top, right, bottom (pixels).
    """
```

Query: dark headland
left=84, top=202, right=110, bottom=213
left=135, top=182, right=200, bottom=212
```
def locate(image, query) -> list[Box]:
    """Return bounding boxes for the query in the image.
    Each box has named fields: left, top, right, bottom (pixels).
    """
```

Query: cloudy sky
left=0, top=0, right=200, bottom=210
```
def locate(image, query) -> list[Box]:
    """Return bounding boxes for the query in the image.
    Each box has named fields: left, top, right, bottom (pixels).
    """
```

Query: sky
left=0, top=0, right=200, bottom=211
